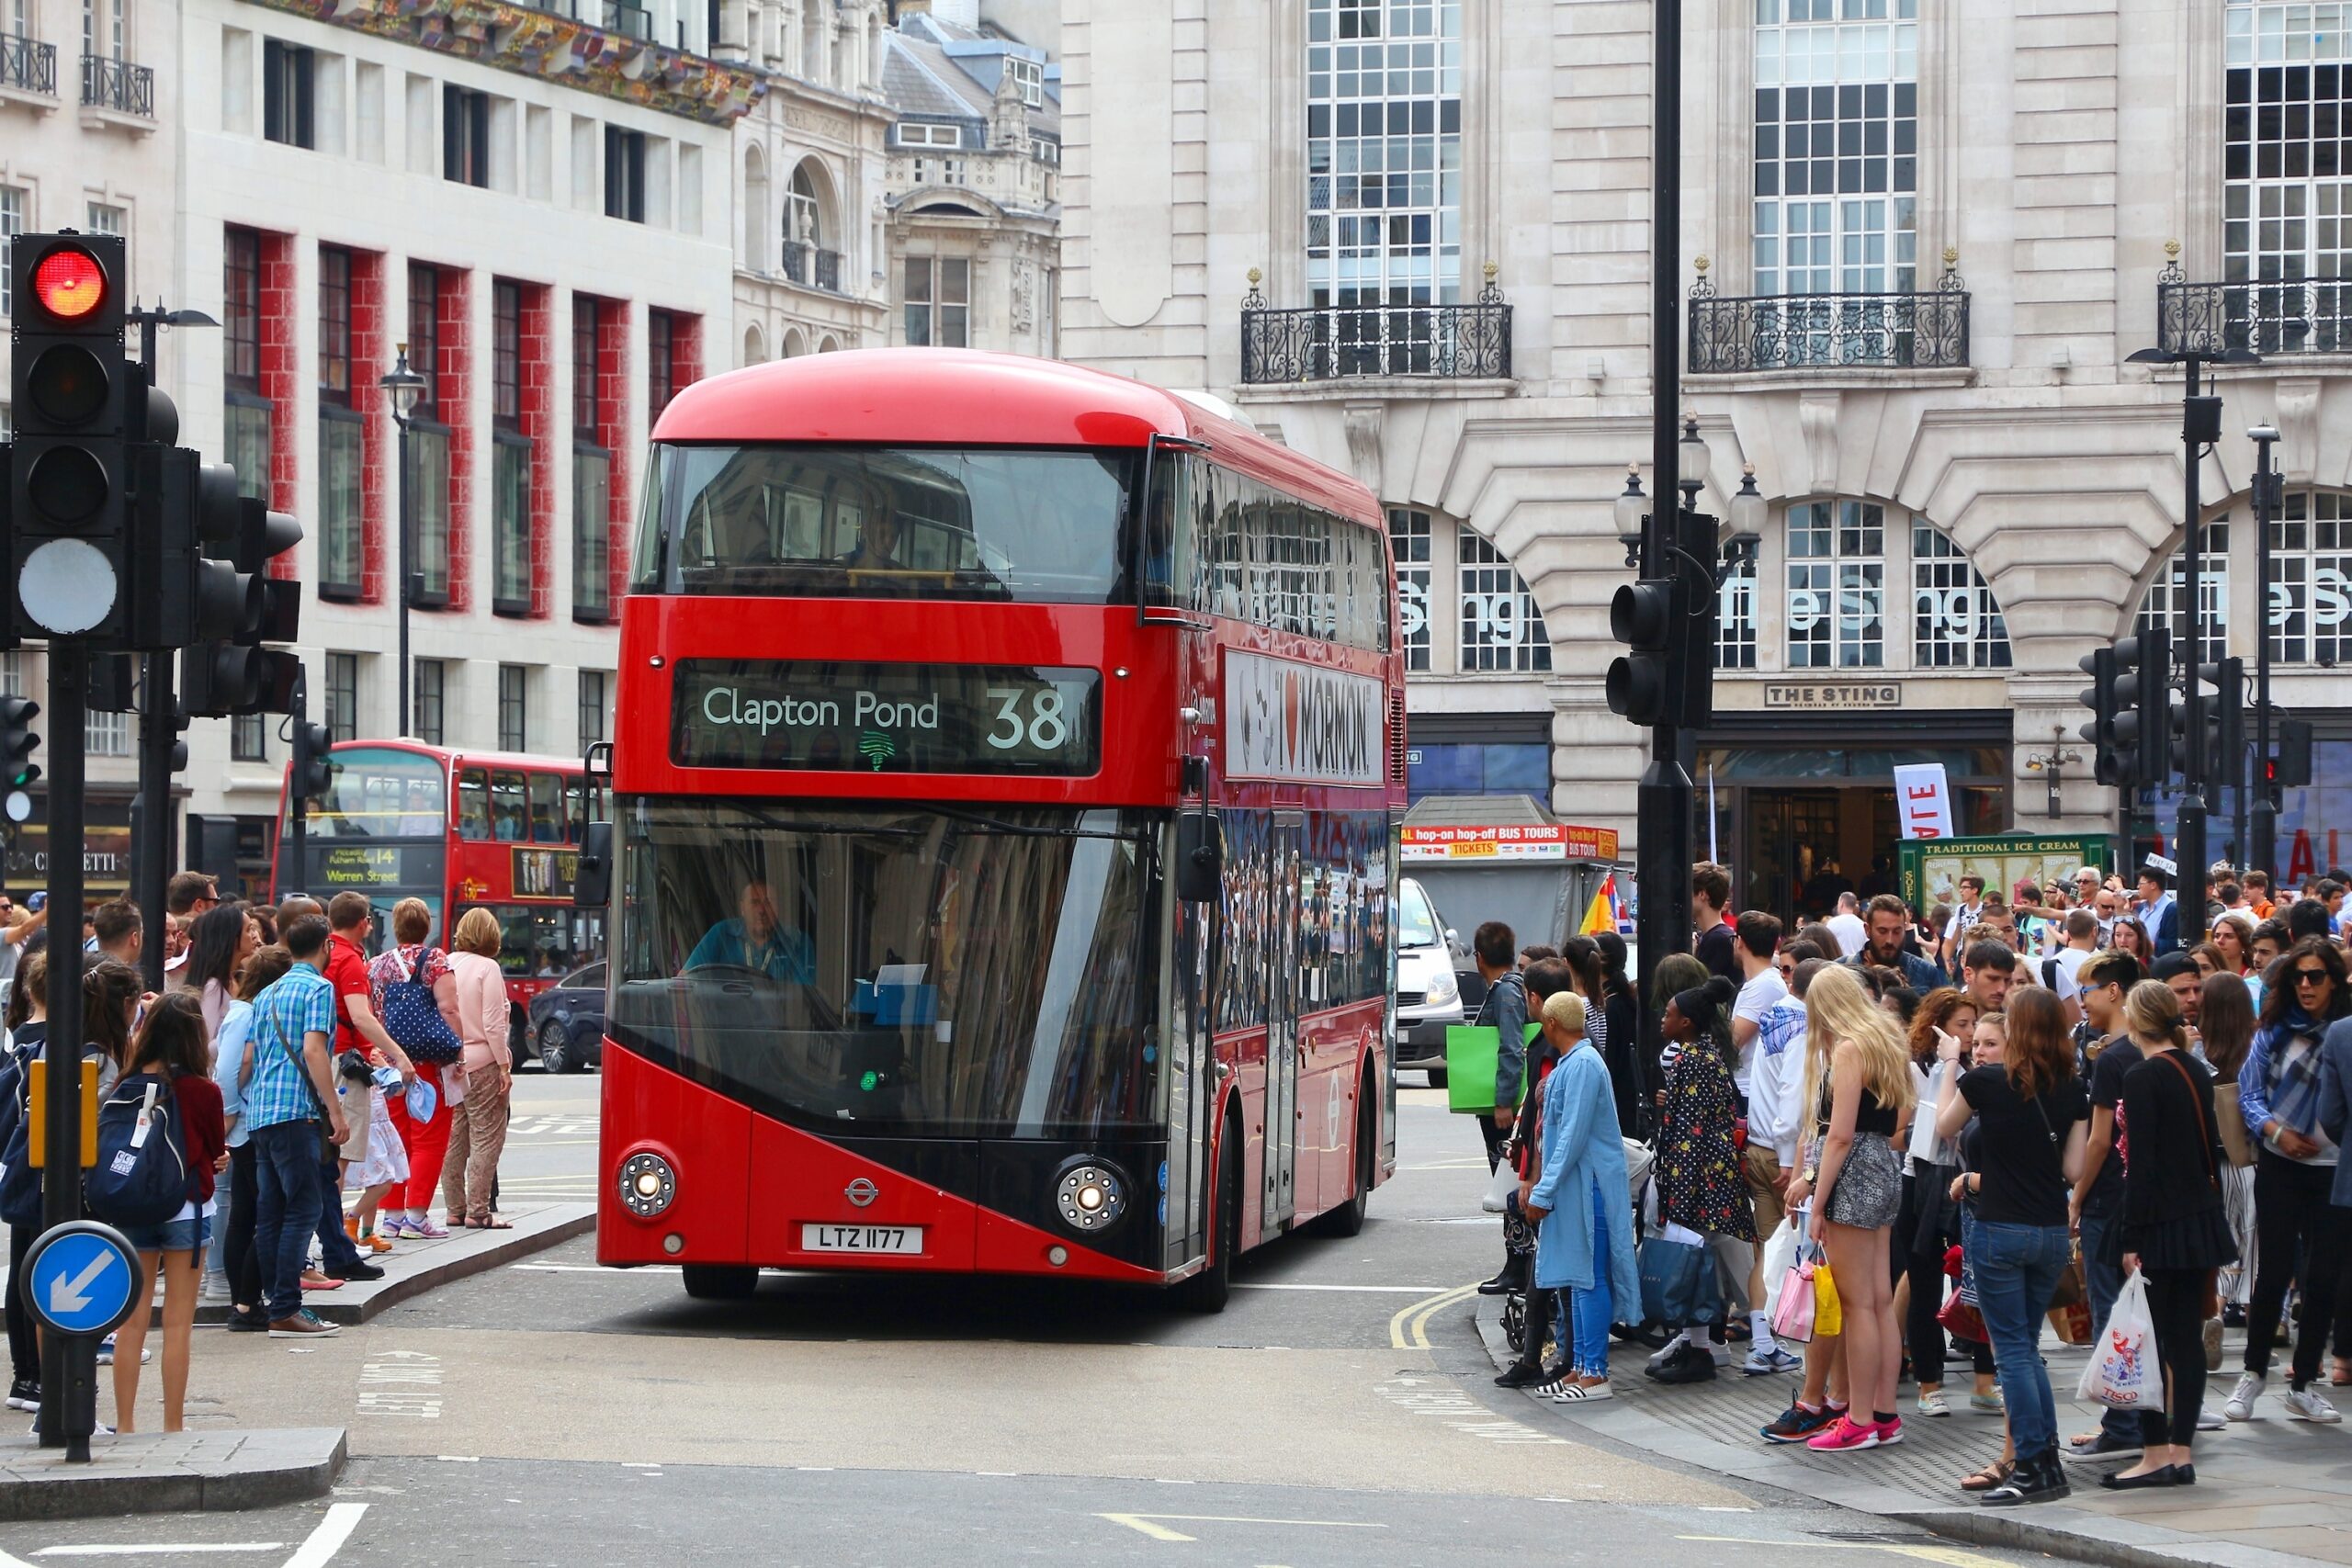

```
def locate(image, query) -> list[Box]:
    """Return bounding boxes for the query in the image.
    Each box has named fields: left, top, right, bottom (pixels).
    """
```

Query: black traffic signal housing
left=2193, top=657, right=2245, bottom=789
left=2112, top=630, right=2176, bottom=793
left=291, top=717, right=334, bottom=808
left=2271, top=717, right=2315, bottom=790
left=183, top=487, right=302, bottom=718
left=0, top=697, right=40, bottom=799
left=7, top=232, right=130, bottom=645
left=1606, top=576, right=1683, bottom=727
left=2076, top=646, right=2121, bottom=786
left=1675, top=511, right=1719, bottom=729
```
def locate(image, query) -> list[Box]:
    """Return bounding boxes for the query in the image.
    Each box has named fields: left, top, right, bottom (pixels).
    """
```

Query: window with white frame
left=903, top=256, right=968, bottom=347
left=898, top=122, right=962, bottom=149
left=2264, top=491, right=2352, bottom=663
left=1006, top=54, right=1043, bottom=107
left=1306, top=0, right=1463, bottom=309
left=85, top=204, right=125, bottom=278
left=911, top=156, right=967, bottom=187
left=2134, top=520, right=2231, bottom=666
left=1785, top=498, right=1886, bottom=668
left=1752, top=0, right=1917, bottom=297
left=1457, top=526, right=1552, bottom=672
left=326, top=651, right=360, bottom=742
left=1911, top=521, right=2010, bottom=668
left=2224, top=3, right=2352, bottom=295
left=1387, top=508, right=1432, bottom=671
left=0, top=186, right=25, bottom=317
left=578, top=669, right=610, bottom=750
left=232, top=712, right=267, bottom=761
left=85, top=708, right=128, bottom=757
left=1718, top=557, right=1758, bottom=669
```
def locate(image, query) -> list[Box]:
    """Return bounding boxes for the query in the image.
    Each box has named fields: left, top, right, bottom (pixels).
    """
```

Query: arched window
left=742, top=323, right=765, bottom=366
left=818, top=334, right=840, bottom=353
left=1718, top=557, right=1758, bottom=669
left=1912, top=520, right=2009, bottom=668
left=1457, top=527, right=1552, bottom=672
left=780, top=327, right=806, bottom=359
left=787, top=164, right=823, bottom=246
left=1784, top=498, right=1886, bottom=668
left=2134, top=519, right=2229, bottom=665
left=2266, top=491, right=2352, bottom=663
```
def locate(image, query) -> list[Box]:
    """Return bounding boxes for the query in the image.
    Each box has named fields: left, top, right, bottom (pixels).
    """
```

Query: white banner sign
left=1894, top=762, right=1954, bottom=840
left=1223, top=652, right=1384, bottom=785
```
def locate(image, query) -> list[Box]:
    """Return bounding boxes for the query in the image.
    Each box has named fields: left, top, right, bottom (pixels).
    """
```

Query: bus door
left=1264, top=812, right=1303, bottom=1233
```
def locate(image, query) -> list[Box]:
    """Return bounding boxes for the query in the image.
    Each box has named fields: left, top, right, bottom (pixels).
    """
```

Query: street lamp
left=2247, top=421, right=2281, bottom=879
left=380, top=345, right=427, bottom=740
left=2024, top=724, right=2084, bottom=820
left=1615, top=464, right=1646, bottom=569
left=1677, top=412, right=1709, bottom=504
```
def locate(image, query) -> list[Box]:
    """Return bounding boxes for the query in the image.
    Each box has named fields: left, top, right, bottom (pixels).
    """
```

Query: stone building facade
left=1059, top=0, right=2352, bottom=915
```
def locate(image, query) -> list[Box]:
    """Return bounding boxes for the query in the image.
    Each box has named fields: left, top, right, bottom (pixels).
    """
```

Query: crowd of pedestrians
left=0, top=877, right=519, bottom=1435
left=1479, top=852, right=2352, bottom=1506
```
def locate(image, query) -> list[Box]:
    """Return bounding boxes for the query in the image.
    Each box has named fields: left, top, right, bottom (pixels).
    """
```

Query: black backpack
left=0, top=1042, right=40, bottom=1230
left=84, top=1071, right=189, bottom=1231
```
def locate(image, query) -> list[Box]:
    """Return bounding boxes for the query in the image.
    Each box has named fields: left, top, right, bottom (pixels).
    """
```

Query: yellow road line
left=1388, top=1280, right=1479, bottom=1349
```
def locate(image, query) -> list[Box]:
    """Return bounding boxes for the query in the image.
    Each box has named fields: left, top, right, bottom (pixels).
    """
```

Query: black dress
left=2117, top=1049, right=2239, bottom=1272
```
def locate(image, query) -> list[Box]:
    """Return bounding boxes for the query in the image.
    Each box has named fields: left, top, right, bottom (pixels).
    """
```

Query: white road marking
left=34, top=1548, right=285, bottom=1557
left=1233, top=1282, right=1449, bottom=1294
left=1098, top=1515, right=1385, bottom=1544
left=1373, top=1376, right=1568, bottom=1445
left=278, top=1503, right=367, bottom=1568
left=357, top=1350, right=442, bottom=1418
left=435, top=1456, right=479, bottom=1462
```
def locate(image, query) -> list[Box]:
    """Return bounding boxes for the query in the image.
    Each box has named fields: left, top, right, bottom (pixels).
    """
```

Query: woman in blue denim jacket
left=1523, top=989, right=1642, bottom=1403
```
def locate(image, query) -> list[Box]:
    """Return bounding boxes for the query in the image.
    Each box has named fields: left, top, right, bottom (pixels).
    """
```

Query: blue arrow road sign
left=24, top=1222, right=139, bottom=1338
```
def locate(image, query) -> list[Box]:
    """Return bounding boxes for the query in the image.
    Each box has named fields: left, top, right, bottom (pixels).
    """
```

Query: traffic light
left=2272, top=717, right=2314, bottom=789
left=2076, top=646, right=2121, bottom=786
left=2195, top=657, right=2245, bottom=788
left=0, top=698, right=40, bottom=805
left=1675, top=511, right=1719, bottom=729
left=291, top=716, right=334, bottom=808
left=7, top=232, right=130, bottom=644
left=1605, top=577, right=1683, bottom=727
left=2112, top=630, right=2176, bottom=793
left=182, top=488, right=302, bottom=718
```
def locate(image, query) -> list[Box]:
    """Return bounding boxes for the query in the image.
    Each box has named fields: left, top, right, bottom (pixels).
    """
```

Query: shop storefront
left=1, top=793, right=141, bottom=902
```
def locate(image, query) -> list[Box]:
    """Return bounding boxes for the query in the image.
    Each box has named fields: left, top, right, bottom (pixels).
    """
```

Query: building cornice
left=241, top=0, right=766, bottom=125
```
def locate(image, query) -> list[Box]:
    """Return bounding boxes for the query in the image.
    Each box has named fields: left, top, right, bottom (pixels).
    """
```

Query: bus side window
left=492, top=772, right=528, bottom=842
left=565, top=778, right=585, bottom=840
left=528, top=773, right=562, bottom=843
left=458, top=771, right=492, bottom=840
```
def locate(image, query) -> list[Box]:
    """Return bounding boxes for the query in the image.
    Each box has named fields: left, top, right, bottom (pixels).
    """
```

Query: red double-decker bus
left=590, top=349, right=1404, bottom=1307
left=273, top=739, right=606, bottom=1055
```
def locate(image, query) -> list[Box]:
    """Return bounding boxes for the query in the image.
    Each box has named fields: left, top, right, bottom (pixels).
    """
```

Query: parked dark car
left=524, top=962, right=606, bottom=1073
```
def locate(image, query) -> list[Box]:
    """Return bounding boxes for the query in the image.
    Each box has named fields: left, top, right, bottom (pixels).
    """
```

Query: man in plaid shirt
left=243, top=915, right=350, bottom=1337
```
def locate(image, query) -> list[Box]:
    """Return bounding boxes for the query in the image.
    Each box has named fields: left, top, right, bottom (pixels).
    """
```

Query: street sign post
left=21, top=1221, right=139, bottom=1461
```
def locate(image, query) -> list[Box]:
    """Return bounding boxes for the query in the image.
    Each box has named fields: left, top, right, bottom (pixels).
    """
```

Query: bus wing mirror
left=575, top=821, right=614, bottom=910
left=1175, top=809, right=1222, bottom=903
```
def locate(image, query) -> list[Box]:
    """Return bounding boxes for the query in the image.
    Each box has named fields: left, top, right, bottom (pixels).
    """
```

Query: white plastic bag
left=1759, top=1218, right=1805, bottom=1319
left=2077, top=1269, right=2157, bottom=1410
left=1481, top=1156, right=1519, bottom=1213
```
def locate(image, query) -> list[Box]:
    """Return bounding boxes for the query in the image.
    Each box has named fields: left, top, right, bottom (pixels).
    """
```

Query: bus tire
left=1314, top=1076, right=1374, bottom=1238
left=681, top=1265, right=759, bottom=1301
left=1181, top=1118, right=1240, bottom=1314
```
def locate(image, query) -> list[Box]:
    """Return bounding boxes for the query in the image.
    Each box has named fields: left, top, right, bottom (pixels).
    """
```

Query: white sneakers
left=2283, top=1385, right=2343, bottom=1423
left=2226, top=1371, right=2265, bottom=1421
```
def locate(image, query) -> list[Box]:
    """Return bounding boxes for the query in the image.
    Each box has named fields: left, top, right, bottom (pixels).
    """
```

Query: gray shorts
left=1824, top=1132, right=1903, bottom=1231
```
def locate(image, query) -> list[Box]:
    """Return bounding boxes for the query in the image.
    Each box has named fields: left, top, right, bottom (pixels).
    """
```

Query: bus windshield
left=302, top=748, right=447, bottom=839
left=639, top=446, right=1138, bottom=604
left=610, top=800, right=1162, bottom=1139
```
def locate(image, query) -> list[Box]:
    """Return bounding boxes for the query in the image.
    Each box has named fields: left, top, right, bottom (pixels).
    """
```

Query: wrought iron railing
left=813, top=247, right=842, bottom=292
left=80, top=53, right=151, bottom=116
left=781, top=238, right=809, bottom=285
left=2155, top=261, right=2352, bottom=357
left=779, top=241, right=842, bottom=291
left=0, top=33, right=55, bottom=95
left=1687, top=256, right=1970, bottom=373
left=1238, top=276, right=1511, bottom=382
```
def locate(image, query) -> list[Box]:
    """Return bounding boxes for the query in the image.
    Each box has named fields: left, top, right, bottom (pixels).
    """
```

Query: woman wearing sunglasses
left=2226, top=938, right=2352, bottom=1424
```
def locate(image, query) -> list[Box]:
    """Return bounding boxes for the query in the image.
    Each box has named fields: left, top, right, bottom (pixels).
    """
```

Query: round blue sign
left=24, top=1222, right=140, bottom=1338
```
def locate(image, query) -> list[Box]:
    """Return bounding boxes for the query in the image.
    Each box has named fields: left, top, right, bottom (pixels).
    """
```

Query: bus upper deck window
left=458, top=771, right=492, bottom=840
left=529, top=774, right=562, bottom=843
left=492, top=772, right=528, bottom=842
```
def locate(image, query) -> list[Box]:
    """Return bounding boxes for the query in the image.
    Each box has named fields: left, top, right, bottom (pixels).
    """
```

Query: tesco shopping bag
left=2077, top=1269, right=2157, bottom=1411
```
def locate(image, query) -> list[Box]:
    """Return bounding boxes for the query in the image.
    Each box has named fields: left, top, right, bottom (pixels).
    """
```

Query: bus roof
left=650, top=349, right=1381, bottom=525
left=324, top=739, right=582, bottom=774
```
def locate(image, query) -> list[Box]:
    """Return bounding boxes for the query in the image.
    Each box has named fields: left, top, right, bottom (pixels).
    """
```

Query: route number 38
left=984, top=686, right=1071, bottom=751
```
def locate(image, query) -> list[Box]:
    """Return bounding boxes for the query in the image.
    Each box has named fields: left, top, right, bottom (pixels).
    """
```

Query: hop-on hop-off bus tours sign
left=1222, top=652, right=1385, bottom=786
left=670, top=660, right=1102, bottom=775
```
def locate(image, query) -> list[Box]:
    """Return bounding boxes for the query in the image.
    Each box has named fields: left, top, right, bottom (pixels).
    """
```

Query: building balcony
left=1238, top=274, right=1511, bottom=385
left=79, top=53, right=151, bottom=118
left=2156, top=267, right=2352, bottom=358
left=1687, top=257, right=1971, bottom=375
left=0, top=33, right=56, bottom=98
left=602, top=0, right=650, bottom=40
left=781, top=240, right=844, bottom=292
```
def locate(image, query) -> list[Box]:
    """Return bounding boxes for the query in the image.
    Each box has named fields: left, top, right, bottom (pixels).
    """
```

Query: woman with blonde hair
left=441, top=908, right=514, bottom=1228
left=1788, top=963, right=1917, bottom=1452
left=1521, top=988, right=1642, bottom=1402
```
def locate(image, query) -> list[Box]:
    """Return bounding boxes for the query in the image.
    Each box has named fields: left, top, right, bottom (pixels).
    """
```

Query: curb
left=197, top=1203, right=596, bottom=1327
left=1467, top=1295, right=2322, bottom=1568
left=0, top=1428, right=346, bottom=1522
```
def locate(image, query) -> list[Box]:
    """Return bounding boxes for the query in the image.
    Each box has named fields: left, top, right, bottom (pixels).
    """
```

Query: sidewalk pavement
left=0, top=1428, right=345, bottom=1521
left=195, top=1201, right=595, bottom=1326
left=1474, top=1295, right=2352, bottom=1568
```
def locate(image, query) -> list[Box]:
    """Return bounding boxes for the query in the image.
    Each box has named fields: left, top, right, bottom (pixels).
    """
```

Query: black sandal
left=1959, top=1457, right=2015, bottom=1494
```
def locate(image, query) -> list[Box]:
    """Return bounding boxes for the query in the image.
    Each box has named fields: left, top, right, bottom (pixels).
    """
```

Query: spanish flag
left=1579, top=873, right=1619, bottom=936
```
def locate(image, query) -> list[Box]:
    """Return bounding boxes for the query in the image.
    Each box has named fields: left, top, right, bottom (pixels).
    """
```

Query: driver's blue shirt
left=685, top=919, right=816, bottom=982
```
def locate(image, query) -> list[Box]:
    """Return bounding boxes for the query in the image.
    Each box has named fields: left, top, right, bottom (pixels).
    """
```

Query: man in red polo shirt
left=324, top=893, right=418, bottom=1082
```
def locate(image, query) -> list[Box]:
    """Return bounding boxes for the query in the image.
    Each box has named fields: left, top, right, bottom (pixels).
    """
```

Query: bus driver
left=686, top=877, right=816, bottom=983
left=839, top=505, right=908, bottom=573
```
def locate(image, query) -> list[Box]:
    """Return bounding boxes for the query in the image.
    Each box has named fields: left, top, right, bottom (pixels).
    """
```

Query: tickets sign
left=1399, top=824, right=1621, bottom=863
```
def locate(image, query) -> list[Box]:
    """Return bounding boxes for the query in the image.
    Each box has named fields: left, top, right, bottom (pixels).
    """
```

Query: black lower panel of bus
left=832, top=1134, right=1173, bottom=1275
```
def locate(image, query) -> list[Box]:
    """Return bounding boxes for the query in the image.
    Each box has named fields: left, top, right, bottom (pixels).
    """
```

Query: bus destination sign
left=670, top=660, right=1102, bottom=776
left=305, top=843, right=447, bottom=894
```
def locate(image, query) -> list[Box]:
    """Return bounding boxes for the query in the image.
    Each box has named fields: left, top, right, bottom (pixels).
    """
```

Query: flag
left=1580, top=873, right=1618, bottom=936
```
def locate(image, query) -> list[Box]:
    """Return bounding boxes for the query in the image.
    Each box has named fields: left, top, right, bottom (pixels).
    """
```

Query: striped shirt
left=243, top=962, right=337, bottom=1132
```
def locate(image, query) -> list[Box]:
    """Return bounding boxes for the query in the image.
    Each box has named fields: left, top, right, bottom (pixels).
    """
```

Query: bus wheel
left=1180, top=1122, right=1240, bottom=1314
left=537, top=1021, right=573, bottom=1075
left=1314, top=1081, right=1374, bottom=1238
left=681, top=1265, right=759, bottom=1301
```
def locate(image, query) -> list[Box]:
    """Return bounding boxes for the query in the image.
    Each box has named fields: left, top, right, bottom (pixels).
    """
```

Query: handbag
left=1481, top=1156, right=1519, bottom=1214
left=2212, top=1081, right=2256, bottom=1168
left=379, top=946, right=463, bottom=1066
left=1639, top=1229, right=1718, bottom=1327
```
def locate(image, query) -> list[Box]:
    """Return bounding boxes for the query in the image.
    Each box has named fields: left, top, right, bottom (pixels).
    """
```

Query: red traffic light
left=31, top=247, right=107, bottom=321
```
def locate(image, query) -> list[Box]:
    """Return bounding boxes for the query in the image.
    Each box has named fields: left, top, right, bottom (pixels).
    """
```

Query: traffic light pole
left=2174, top=357, right=2210, bottom=948
left=286, top=669, right=309, bottom=893
left=39, top=642, right=87, bottom=1456
left=2250, top=430, right=2279, bottom=882
left=130, top=308, right=174, bottom=988
left=1638, top=0, right=1692, bottom=1048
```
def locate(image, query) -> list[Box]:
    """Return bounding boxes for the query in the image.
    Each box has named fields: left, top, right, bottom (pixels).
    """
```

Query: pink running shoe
left=1873, top=1416, right=1905, bottom=1448
left=1805, top=1415, right=1883, bottom=1453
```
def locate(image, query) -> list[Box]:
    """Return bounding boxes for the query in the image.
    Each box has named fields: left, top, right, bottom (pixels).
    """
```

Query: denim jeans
left=251, top=1121, right=323, bottom=1323
left=2075, top=1205, right=2135, bottom=1440
left=1571, top=1179, right=1615, bottom=1373
left=313, top=1155, right=362, bottom=1270
left=1973, top=1219, right=2072, bottom=1456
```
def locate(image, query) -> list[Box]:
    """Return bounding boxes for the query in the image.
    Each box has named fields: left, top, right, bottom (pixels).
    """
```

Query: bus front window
left=611, top=801, right=1162, bottom=1139
left=299, top=748, right=448, bottom=840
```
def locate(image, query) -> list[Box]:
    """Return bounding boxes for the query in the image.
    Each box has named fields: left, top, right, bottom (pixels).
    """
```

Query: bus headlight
left=618, top=1152, right=676, bottom=1219
left=1054, top=1158, right=1127, bottom=1235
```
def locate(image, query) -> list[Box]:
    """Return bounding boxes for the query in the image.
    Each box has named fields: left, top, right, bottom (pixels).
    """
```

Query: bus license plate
left=801, top=1224, right=924, bottom=1256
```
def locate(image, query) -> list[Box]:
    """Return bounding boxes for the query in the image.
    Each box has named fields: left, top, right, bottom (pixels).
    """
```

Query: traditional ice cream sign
left=1223, top=652, right=1384, bottom=785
